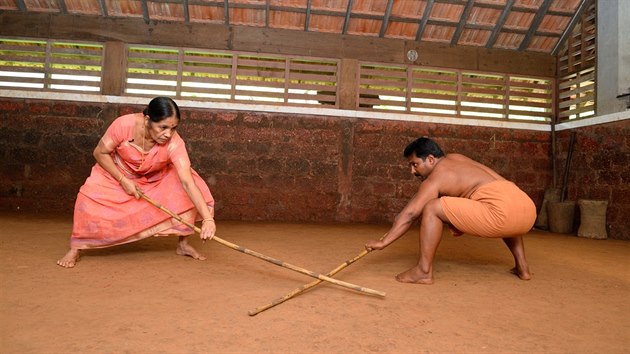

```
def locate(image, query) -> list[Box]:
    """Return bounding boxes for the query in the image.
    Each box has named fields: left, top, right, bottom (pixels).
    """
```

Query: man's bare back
left=425, top=153, right=506, bottom=199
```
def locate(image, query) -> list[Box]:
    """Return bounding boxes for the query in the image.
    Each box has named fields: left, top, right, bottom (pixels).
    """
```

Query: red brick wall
left=1, top=99, right=105, bottom=211
left=555, top=119, right=630, bottom=240
left=11, top=98, right=621, bottom=237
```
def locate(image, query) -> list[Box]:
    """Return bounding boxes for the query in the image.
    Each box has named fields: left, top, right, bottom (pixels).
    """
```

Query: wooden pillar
left=338, top=58, right=359, bottom=110
left=101, top=41, right=127, bottom=96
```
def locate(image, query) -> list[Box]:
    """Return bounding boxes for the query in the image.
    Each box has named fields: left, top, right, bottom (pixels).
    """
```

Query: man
left=365, top=137, right=536, bottom=284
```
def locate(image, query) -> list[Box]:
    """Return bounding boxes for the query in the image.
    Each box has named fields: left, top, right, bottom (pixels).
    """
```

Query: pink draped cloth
left=70, top=113, right=214, bottom=249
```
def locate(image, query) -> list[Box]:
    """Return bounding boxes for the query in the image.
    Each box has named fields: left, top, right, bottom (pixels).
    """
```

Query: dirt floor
left=1, top=211, right=629, bottom=353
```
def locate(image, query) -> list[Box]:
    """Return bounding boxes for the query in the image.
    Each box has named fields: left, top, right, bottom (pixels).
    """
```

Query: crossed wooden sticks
left=140, top=191, right=383, bottom=314
left=248, top=246, right=374, bottom=316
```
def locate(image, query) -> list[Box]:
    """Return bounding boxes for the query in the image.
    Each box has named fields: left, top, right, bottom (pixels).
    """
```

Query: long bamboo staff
left=249, top=247, right=374, bottom=316
left=138, top=191, right=385, bottom=298
left=249, top=234, right=386, bottom=316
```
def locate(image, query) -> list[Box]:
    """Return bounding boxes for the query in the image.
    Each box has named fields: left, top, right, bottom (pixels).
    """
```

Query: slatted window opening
left=557, top=1, right=596, bottom=121
left=0, top=38, right=565, bottom=123
left=0, top=38, right=103, bottom=92
left=183, top=50, right=233, bottom=100
left=558, top=67, right=595, bottom=120
left=509, top=76, right=553, bottom=121
left=126, top=46, right=179, bottom=97
left=460, top=72, right=506, bottom=119
left=360, top=62, right=553, bottom=122
left=126, top=44, right=339, bottom=107
left=359, top=63, right=407, bottom=111
left=48, top=41, right=103, bottom=92
left=410, top=68, right=458, bottom=116
left=234, top=54, right=286, bottom=103
left=288, top=58, right=338, bottom=106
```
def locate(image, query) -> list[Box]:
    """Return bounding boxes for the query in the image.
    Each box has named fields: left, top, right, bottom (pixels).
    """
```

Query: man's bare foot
left=176, top=242, right=207, bottom=260
left=510, top=266, right=531, bottom=280
left=395, top=266, right=434, bottom=284
left=57, top=249, right=80, bottom=268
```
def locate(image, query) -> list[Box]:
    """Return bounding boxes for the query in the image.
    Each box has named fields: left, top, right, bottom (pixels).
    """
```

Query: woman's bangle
left=202, top=218, right=214, bottom=223
left=117, top=174, right=124, bottom=182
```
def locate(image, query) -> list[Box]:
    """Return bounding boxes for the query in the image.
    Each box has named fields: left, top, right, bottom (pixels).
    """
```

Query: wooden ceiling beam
left=498, top=27, right=560, bottom=37
left=342, top=0, right=354, bottom=35
left=547, top=9, right=576, bottom=16
left=58, top=0, right=67, bottom=14
left=304, top=0, right=312, bottom=31
left=141, top=0, right=150, bottom=24
left=535, top=30, right=562, bottom=37
left=473, top=1, right=569, bottom=16
left=501, top=27, right=528, bottom=34
left=487, top=0, right=514, bottom=48
left=416, top=0, right=435, bottom=41
left=474, top=2, right=506, bottom=11
left=224, top=0, right=229, bottom=26
left=15, top=0, right=26, bottom=12
left=379, top=0, right=394, bottom=38
left=451, top=0, right=475, bottom=45
left=183, top=0, right=190, bottom=23
left=435, top=0, right=467, bottom=5
left=465, top=23, right=495, bottom=31
left=519, top=0, right=553, bottom=50
left=552, top=0, right=593, bottom=55
left=98, top=0, right=108, bottom=17
left=426, top=19, right=458, bottom=27
left=510, top=6, right=537, bottom=14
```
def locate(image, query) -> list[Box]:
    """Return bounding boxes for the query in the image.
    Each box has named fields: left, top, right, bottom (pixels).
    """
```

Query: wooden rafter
left=15, top=0, right=26, bottom=12
left=224, top=0, right=229, bottom=26
left=98, top=0, right=108, bottom=17
left=342, top=0, right=354, bottom=35
left=486, top=0, right=514, bottom=48
left=58, top=0, right=67, bottom=14
left=416, top=0, right=435, bottom=41
left=518, top=0, right=553, bottom=51
left=141, top=0, right=150, bottom=24
left=304, top=0, right=312, bottom=31
left=451, top=0, right=474, bottom=45
left=426, top=19, right=457, bottom=27
left=183, top=0, right=189, bottom=23
left=466, top=23, right=494, bottom=31
left=265, top=0, right=270, bottom=28
left=379, top=0, right=394, bottom=38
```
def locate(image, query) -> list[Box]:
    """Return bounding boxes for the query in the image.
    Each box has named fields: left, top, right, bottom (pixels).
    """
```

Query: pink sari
left=70, top=113, right=214, bottom=249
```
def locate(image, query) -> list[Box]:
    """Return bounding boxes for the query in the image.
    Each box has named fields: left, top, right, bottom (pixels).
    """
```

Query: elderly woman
left=57, top=97, right=216, bottom=268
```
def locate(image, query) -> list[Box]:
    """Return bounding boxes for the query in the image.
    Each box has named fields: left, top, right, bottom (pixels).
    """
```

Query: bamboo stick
left=248, top=248, right=373, bottom=316
left=138, top=191, right=386, bottom=298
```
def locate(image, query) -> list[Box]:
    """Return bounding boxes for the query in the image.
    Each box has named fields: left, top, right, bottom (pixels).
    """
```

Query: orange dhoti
left=440, top=180, right=536, bottom=238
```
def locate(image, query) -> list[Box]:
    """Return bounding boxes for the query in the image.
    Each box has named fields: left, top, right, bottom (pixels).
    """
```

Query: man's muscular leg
left=502, top=236, right=531, bottom=280
left=396, top=198, right=448, bottom=284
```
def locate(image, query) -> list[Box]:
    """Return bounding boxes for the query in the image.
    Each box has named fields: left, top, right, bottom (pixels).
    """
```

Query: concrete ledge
left=2, top=89, right=628, bottom=132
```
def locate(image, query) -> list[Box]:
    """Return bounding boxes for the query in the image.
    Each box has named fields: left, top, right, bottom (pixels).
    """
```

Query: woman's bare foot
left=510, top=265, right=532, bottom=280
left=57, top=249, right=80, bottom=268
left=176, top=238, right=206, bottom=260
left=395, top=266, right=434, bottom=284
